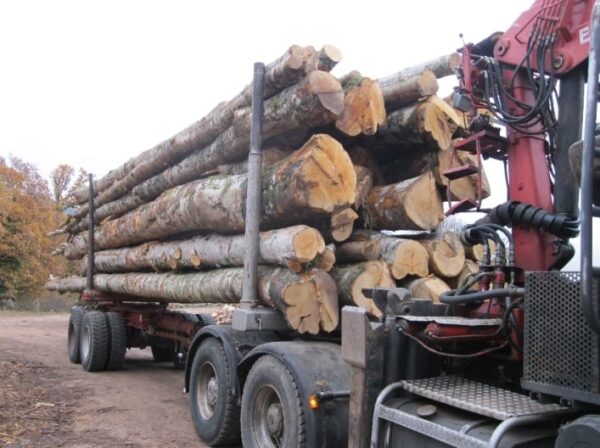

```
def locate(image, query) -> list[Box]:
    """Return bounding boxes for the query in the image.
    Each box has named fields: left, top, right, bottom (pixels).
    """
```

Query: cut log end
left=315, top=246, right=336, bottom=272
left=330, top=208, right=359, bottom=242
left=307, top=71, right=345, bottom=115
left=336, top=78, right=386, bottom=137
left=407, top=276, right=451, bottom=302
left=281, top=270, right=339, bottom=334
left=349, top=261, right=394, bottom=318
left=390, top=240, right=430, bottom=280
left=291, top=227, right=326, bottom=262
left=423, top=232, right=466, bottom=278
left=423, top=96, right=462, bottom=150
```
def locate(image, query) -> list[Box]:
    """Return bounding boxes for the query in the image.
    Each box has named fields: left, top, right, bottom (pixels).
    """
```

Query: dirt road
left=0, top=312, right=208, bottom=447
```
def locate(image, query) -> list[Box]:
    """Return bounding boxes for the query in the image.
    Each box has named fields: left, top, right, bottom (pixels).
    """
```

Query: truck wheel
left=190, top=338, right=240, bottom=446
left=80, top=311, right=109, bottom=372
left=241, top=355, right=306, bottom=448
left=105, top=312, right=127, bottom=370
left=67, top=306, right=85, bottom=364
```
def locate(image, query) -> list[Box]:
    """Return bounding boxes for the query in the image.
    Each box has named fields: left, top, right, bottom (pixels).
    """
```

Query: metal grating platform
left=400, top=376, right=567, bottom=420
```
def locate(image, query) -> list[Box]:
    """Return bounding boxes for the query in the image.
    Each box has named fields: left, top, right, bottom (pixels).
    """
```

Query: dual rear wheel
left=189, top=339, right=305, bottom=447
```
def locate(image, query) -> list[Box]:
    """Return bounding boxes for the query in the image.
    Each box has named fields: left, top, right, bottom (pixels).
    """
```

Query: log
left=305, top=44, right=343, bottom=73
left=330, top=261, right=395, bottom=318
left=351, top=230, right=430, bottom=280
left=314, top=244, right=336, bottom=272
left=80, top=225, right=325, bottom=274
left=465, top=241, right=496, bottom=263
left=378, top=70, right=439, bottom=109
left=46, top=267, right=339, bottom=334
left=63, top=134, right=356, bottom=258
left=419, top=232, right=466, bottom=279
left=335, top=72, right=386, bottom=137
left=210, top=147, right=292, bottom=177
left=361, top=172, right=443, bottom=231
left=318, top=208, right=360, bottom=243
left=67, top=70, right=346, bottom=227
left=448, top=259, right=479, bottom=290
left=70, top=45, right=326, bottom=206
left=435, top=150, right=491, bottom=202
left=406, top=276, right=451, bottom=302
left=377, top=53, right=460, bottom=88
left=336, top=240, right=381, bottom=263
left=372, top=95, right=462, bottom=152
left=353, top=165, right=374, bottom=209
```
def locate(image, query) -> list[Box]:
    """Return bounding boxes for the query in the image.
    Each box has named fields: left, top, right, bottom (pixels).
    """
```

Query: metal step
left=400, top=376, right=567, bottom=421
left=453, top=129, right=507, bottom=159
left=446, top=198, right=477, bottom=215
left=443, top=164, right=479, bottom=180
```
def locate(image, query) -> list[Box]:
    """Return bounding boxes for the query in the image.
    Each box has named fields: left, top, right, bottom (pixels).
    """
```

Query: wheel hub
left=266, top=402, right=283, bottom=437
left=207, top=377, right=218, bottom=409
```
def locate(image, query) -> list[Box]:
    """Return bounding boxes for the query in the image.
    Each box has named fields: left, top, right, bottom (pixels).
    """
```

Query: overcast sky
left=0, top=0, right=527, bottom=179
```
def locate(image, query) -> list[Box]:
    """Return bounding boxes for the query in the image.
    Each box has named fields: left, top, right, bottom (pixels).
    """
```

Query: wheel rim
left=196, top=361, right=219, bottom=420
left=251, top=385, right=285, bottom=448
left=80, top=325, right=91, bottom=361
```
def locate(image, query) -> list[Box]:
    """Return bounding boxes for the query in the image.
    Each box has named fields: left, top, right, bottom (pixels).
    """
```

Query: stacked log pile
left=47, top=45, right=490, bottom=334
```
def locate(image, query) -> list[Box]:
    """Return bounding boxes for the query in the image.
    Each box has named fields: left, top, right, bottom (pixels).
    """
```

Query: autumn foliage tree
left=0, top=157, right=79, bottom=297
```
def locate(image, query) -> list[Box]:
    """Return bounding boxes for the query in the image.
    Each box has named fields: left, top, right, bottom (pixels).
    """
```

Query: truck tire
left=67, top=306, right=85, bottom=364
left=80, top=311, right=109, bottom=372
left=241, top=355, right=306, bottom=448
left=105, top=312, right=127, bottom=370
left=190, top=338, right=240, bottom=446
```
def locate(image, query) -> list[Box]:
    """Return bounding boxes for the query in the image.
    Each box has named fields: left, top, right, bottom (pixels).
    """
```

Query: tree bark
left=419, top=231, right=466, bottom=278
left=70, top=45, right=329, bottom=207
left=336, top=240, right=381, bottom=263
left=335, top=73, right=386, bottom=137
left=330, top=261, right=395, bottom=318
left=351, top=230, right=430, bottom=280
left=435, top=150, right=491, bottom=202
left=79, top=225, right=325, bottom=274
left=405, top=275, right=451, bottom=302
left=63, top=134, right=356, bottom=258
left=353, top=165, right=374, bottom=209
left=377, top=53, right=460, bottom=87
left=361, top=172, right=443, bottom=231
left=370, top=95, right=462, bottom=152
left=378, top=70, right=438, bottom=109
left=46, top=267, right=339, bottom=334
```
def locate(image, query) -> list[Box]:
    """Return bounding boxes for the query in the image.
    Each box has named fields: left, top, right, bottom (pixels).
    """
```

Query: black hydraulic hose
left=581, top=0, right=600, bottom=335
left=439, top=287, right=525, bottom=305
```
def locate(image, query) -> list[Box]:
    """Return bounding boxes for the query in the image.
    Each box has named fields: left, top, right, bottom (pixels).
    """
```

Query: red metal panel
left=495, top=0, right=593, bottom=75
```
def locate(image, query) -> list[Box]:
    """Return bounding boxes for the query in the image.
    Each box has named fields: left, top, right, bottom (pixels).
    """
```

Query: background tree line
left=0, top=156, right=88, bottom=300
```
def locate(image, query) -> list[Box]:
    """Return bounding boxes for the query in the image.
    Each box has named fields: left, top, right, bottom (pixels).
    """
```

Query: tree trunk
left=377, top=53, right=460, bottom=87
left=378, top=70, right=438, bottom=109
left=335, top=73, right=386, bottom=137
left=351, top=230, right=430, bottom=280
left=63, top=134, right=356, bottom=258
left=80, top=225, right=325, bottom=274
left=46, top=267, right=339, bottom=334
left=373, top=95, right=462, bottom=152
left=70, top=45, right=330, bottom=207
left=353, top=165, right=374, bottom=209
left=68, top=70, right=345, bottom=226
left=405, top=276, right=451, bottom=302
left=419, top=232, right=466, bottom=278
left=361, top=172, right=443, bottom=231
left=448, top=259, right=479, bottom=290
left=435, top=150, right=491, bottom=202
left=330, top=261, right=395, bottom=318
left=336, top=240, right=381, bottom=263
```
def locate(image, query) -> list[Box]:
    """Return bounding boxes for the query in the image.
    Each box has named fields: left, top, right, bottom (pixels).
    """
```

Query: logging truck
left=49, top=0, right=600, bottom=446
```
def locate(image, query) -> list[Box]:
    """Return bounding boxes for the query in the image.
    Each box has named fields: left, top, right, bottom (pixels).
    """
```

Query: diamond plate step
left=400, top=376, right=567, bottom=420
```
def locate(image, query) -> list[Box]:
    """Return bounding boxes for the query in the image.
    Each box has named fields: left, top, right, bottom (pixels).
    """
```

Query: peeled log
left=420, top=232, right=466, bottom=279
left=330, top=261, right=395, bottom=318
left=362, top=172, right=443, bottom=231
left=80, top=225, right=325, bottom=274
left=406, top=276, right=451, bottom=302
left=351, top=230, right=430, bottom=280
left=378, top=53, right=461, bottom=87
left=435, top=150, right=491, bottom=202
left=46, top=268, right=339, bottom=334
left=378, top=70, right=439, bottom=109
left=336, top=73, right=386, bottom=137
left=70, top=45, right=327, bottom=206
left=63, top=135, right=356, bottom=258
left=374, top=95, right=462, bottom=152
